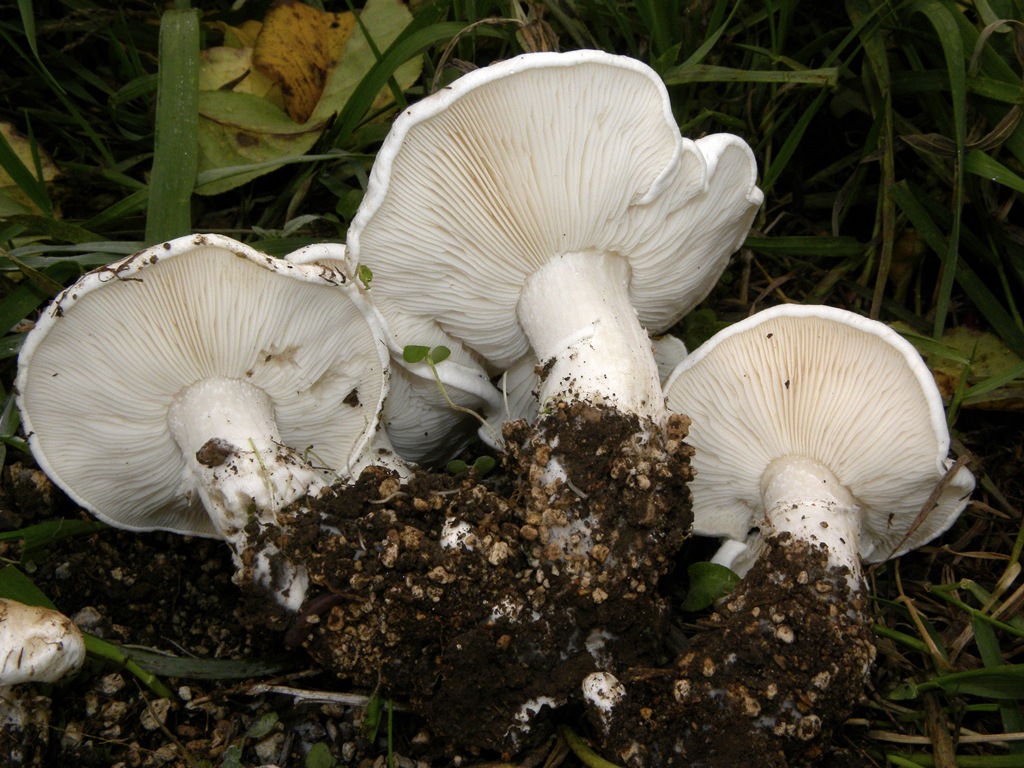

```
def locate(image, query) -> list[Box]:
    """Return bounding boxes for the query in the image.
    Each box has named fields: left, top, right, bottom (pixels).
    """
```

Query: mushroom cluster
left=11, top=49, right=974, bottom=766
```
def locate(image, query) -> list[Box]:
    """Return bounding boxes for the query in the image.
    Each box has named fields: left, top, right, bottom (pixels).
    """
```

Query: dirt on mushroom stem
left=261, top=401, right=694, bottom=755
left=587, top=533, right=876, bottom=768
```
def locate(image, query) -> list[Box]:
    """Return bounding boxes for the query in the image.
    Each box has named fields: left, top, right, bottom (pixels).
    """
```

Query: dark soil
left=586, top=534, right=876, bottom=767
left=1, top=402, right=698, bottom=766
left=277, top=403, right=693, bottom=757
left=0, top=405, right=1017, bottom=768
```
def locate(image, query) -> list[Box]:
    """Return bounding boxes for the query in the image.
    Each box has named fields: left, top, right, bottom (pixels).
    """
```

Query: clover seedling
left=402, top=344, right=500, bottom=445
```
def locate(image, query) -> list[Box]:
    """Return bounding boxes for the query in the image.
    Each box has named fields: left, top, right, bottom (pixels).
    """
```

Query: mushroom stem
left=168, top=377, right=325, bottom=609
left=759, top=456, right=863, bottom=579
left=517, top=251, right=663, bottom=422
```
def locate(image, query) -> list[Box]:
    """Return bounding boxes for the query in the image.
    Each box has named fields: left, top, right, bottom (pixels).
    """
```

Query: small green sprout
left=446, top=455, right=497, bottom=476
left=357, top=264, right=373, bottom=289
left=401, top=344, right=501, bottom=446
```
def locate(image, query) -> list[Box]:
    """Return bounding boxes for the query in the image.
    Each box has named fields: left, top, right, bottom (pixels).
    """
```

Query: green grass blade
left=327, top=21, right=474, bottom=147
left=897, top=665, right=1024, bottom=700
left=14, top=0, right=64, bottom=95
left=888, top=754, right=1024, bottom=767
left=120, top=646, right=299, bottom=680
left=760, top=87, right=831, bottom=194
left=145, top=8, right=200, bottom=245
left=974, top=616, right=1024, bottom=753
left=0, top=564, right=172, bottom=698
left=662, top=65, right=838, bottom=86
left=0, top=126, right=53, bottom=217
left=889, top=181, right=1024, bottom=360
left=0, top=282, right=50, bottom=346
left=0, top=519, right=109, bottom=558
left=2, top=215, right=105, bottom=246
left=966, top=149, right=1024, bottom=194
left=909, top=0, right=968, bottom=340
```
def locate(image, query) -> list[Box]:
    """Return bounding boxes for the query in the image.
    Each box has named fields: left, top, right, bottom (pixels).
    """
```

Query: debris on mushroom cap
left=664, top=303, right=975, bottom=573
left=346, top=49, right=762, bottom=423
left=284, top=242, right=501, bottom=465
left=0, top=598, right=86, bottom=686
left=15, top=234, right=393, bottom=608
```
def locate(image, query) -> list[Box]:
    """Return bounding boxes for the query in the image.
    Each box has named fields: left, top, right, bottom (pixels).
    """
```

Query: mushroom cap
left=664, top=304, right=975, bottom=563
left=347, top=49, right=763, bottom=372
left=0, top=598, right=86, bottom=686
left=283, top=242, right=502, bottom=464
left=16, top=234, right=390, bottom=538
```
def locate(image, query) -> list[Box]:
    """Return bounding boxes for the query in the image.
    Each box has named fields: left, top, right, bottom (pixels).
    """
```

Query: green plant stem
left=560, top=725, right=624, bottom=768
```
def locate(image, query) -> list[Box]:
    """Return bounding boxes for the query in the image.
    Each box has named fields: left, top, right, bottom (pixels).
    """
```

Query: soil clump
left=280, top=403, right=694, bottom=755
left=587, top=534, right=876, bottom=767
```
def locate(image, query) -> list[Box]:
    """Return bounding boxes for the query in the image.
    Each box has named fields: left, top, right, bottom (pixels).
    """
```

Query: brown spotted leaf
left=252, top=0, right=356, bottom=124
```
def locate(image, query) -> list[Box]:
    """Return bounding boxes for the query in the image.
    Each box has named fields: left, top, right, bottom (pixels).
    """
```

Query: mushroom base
left=584, top=533, right=876, bottom=767
left=273, top=402, right=693, bottom=755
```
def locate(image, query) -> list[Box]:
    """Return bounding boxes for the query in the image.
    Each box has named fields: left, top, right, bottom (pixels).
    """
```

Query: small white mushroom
left=16, top=234, right=394, bottom=609
left=0, top=599, right=85, bottom=686
left=284, top=241, right=501, bottom=464
left=664, top=303, right=976, bottom=580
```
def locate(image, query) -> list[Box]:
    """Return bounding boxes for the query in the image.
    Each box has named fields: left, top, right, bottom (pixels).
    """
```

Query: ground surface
left=0, top=405, right=1019, bottom=767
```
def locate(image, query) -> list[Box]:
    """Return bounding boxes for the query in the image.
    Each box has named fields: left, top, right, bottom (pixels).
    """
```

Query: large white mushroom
left=583, top=304, right=976, bottom=766
left=16, top=234, right=393, bottom=610
left=346, top=49, right=762, bottom=445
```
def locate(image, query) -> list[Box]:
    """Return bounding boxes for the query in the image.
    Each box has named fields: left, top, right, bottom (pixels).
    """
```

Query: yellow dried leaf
left=252, top=0, right=356, bottom=124
left=199, top=46, right=281, bottom=106
left=209, top=19, right=264, bottom=49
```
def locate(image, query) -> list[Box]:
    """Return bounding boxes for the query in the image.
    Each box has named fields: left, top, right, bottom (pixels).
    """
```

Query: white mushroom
left=664, top=303, right=976, bottom=579
left=284, top=242, right=502, bottom=464
left=0, top=599, right=85, bottom=686
left=346, top=49, right=762, bottom=442
left=583, top=305, right=976, bottom=765
left=16, top=234, right=393, bottom=609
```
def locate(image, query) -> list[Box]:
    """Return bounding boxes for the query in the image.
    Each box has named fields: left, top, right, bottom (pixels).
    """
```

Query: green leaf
left=0, top=564, right=56, bottom=608
left=195, top=0, right=418, bottom=195
left=357, top=264, right=372, bottom=288
left=402, top=345, right=430, bottom=364
left=446, top=459, right=469, bottom=474
left=305, top=742, right=338, bottom=768
left=428, top=346, right=451, bottom=364
left=681, top=562, right=740, bottom=612
left=246, top=711, right=279, bottom=739
left=472, top=455, right=496, bottom=476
